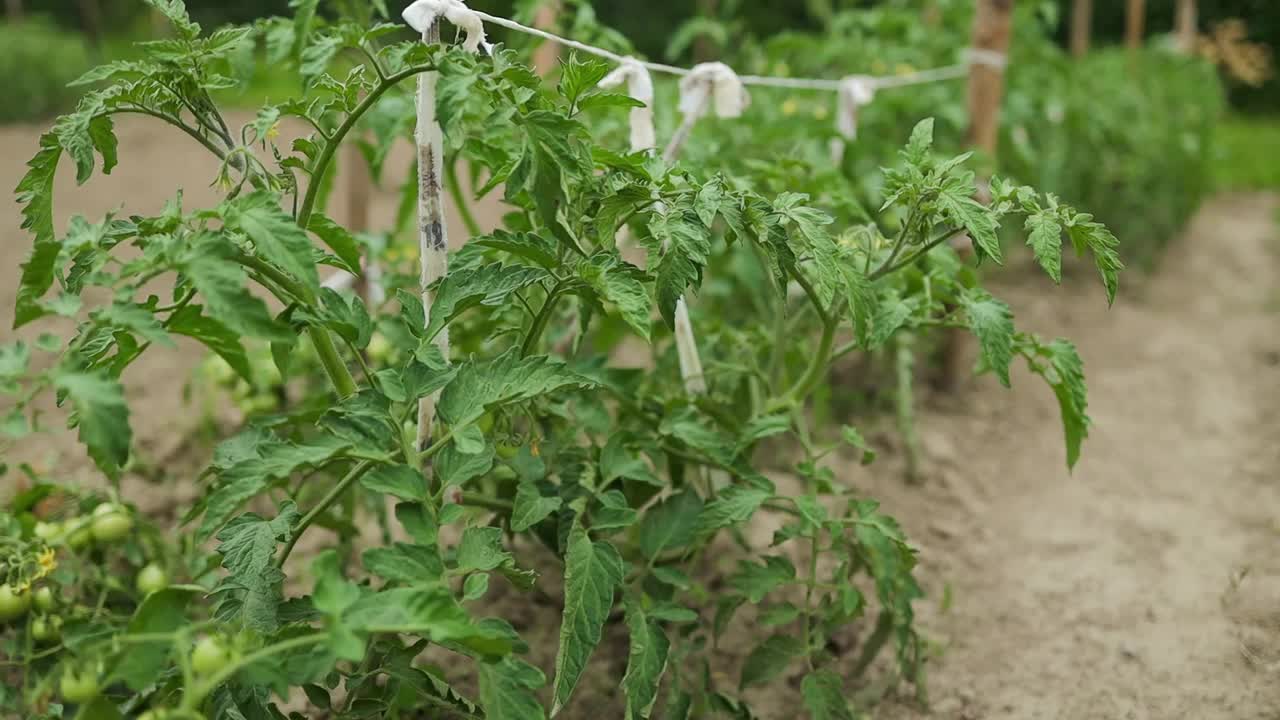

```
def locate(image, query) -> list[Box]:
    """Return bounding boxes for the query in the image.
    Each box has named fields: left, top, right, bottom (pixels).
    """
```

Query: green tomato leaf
left=801, top=669, right=854, bottom=720
left=551, top=523, right=624, bottom=716
left=740, top=634, right=804, bottom=689
left=479, top=657, right=547, bottom=720
left=959, top=288, right=1015, bottom=388
left=621, top=595, right=670, bottom=720
left=438, top=349, right=598, bottom=427
left=222, top=191, right=321, bottom=294
left=54, top=370, right=131, bottom=479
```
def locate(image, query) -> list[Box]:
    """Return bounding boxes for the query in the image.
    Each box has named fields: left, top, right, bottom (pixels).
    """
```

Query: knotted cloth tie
left=598, top=58, right=656, bottom=153
left=678, top=62, right=750, bottom=119
left=402, top=0, right=490, bottom=53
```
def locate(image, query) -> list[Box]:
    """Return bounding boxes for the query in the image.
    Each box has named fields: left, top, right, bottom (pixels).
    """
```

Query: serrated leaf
left=1034, top=338, right=1091, bottom=470
left=54, top=370, right=131, bottom=478
left=578, top=253, right=651, bottom=340
left=167, top=305, right=252, bottom=382
left=361, top=463, right=427, bottom=502
left=114, top=587, right=199, bottom=691
left=696, top=484, right=772, bottom=536
left=308, top=213, right=363, bottom=273
left=1025, top=211, right=1062, bottom=283
left=199, top=435, right=349, bottom=541
left=729, top=555, right=796, bottom=603
left=937, top=190, right=1001, bottom=264
left=426, top=263, right=546, bottom=341
left=801, top=670, right=854, bottom=720
left=14, top=134, right=62, bottom=328
left=621, top=595, right=670, bottom=720
left=438, top=349, right=597, bottom=427
left=182, top=234, right=292, bottom=341
left=480, top=658, right=547, bottom=720
left=457, top=526, right=512, bottom=572
left=740, top=634, right=804, bottom=689
left=363, top=543, right=444, bottom=582
left=960, top=288, right=1015, bottom=387
left=551, top=523, right=624, bottom=716
left=638, top=490, right=702, bottom=560
left=512, top=482, right=562, bottom=532
left=223, top=191, right=321, bottom=293
left=1067, top=220, right=1122, bottom=305
left=213, top=503, right=299, bottom=634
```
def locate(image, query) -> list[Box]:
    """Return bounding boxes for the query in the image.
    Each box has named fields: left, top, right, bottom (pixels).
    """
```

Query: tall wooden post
left=940, top=0, right=1013, bottom=390
left=1176, top=0, right=1197, bottom=53
left=1125, top=0, right=1146, bottom=52
left=531, top=1, right=561, bottom=75
left=1070, top=0, right=1091, bottom=57
left=965, top=0, right=1013, bottom=159
left=5, top=0, right=22, bottom=21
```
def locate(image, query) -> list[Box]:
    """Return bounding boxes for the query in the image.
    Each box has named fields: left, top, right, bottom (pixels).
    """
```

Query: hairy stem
left=275, top=461, right=374, bottom=569
left=521, top=282, right=565, bottom=357
left=445, top=155, right=483, bottom=238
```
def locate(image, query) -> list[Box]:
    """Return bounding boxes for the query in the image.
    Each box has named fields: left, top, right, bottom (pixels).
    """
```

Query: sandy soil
left=2, top=117, right=1278, bottom=718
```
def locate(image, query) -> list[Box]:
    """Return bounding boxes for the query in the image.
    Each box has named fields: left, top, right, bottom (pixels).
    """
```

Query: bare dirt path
left=1, top=119, right=1277, bottom=718
left=872, top=193, right=1280, bottom=719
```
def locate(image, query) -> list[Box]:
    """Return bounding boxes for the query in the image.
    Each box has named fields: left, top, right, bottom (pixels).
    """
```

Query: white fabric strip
left=598, top=58, right=656, bottom=153
left=403, top=0, right=491, bottom=53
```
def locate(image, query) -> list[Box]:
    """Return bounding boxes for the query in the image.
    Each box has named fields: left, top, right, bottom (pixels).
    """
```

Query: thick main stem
left=416, top=23, right=451, bottom=453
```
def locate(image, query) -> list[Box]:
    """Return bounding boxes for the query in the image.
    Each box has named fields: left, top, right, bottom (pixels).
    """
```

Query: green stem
left=296, top=64, right=435, bottom=230
left=777, top=310, right=836, bottom=409
left=103, top=107, right=227, bottom=162
left=181, top=633, right=328, bottom=711
left=459, top=492, right=513, bottom=513
left=870, top=227, right=965, bottom=280
left=235, top=254, right=358, bottom=399
left=445, top=156, right=483, bottom=238
left=790, top=266, right=831, bottom=325
left=275, top=461, right=375, bottom=569
left=520, top=282, right=565, bottom=357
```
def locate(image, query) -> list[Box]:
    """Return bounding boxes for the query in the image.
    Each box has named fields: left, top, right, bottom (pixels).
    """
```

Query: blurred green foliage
left=1214, top=115, right=1280, bottom=190
left=0, top=17, right=91, bottom=122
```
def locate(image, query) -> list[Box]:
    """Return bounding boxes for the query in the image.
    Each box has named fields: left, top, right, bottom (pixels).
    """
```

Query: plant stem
left=445, top=155, right=483, bottom=238
left=275, top=461, right=374, bottom=569
left=778, top=311, right=836, bottom=409
left=181, top=632, right=328, bottom=711
left=521, top=282, right=564, bottom=356
left=894, top=332, right=923, bottom=484
left=459, top=492, right=514, bottom=512
left=296, top=63, right=435, bottom=229
left=870, top=227, right=965, bottom=280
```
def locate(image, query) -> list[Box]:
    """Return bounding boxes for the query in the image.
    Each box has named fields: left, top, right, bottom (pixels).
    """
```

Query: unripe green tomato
left=191, top=636, right=233, bottom=675
left=33, top=521, right=61, bottom=542
left=477, top=413, right=495, bottom=434
left=138, top=710, right=173, bottom=720
left=0, top=584, right=30, bottom=622
left=60, top=667, right=100, bottom=704
left=31, top=614, right=62, bottom=643
left=66, top=520, right=93, bottom=549
left=496, top=444, right=518, bottom=460
left=367, top=333, right=392, bottom=363
left=33, top=586, right=55, bottom=612
left=136, top=564, right=168, bottom=595
left=205, top=355, right=235, bottom=385
left=90, top=503, right=133, bottom=543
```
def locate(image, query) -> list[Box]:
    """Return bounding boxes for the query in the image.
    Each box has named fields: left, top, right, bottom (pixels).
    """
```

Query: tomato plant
left=0, top=1, right=1122, bottom=719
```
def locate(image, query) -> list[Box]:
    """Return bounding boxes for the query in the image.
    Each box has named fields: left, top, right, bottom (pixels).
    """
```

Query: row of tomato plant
left=1, top=1, right=1120, bottom=718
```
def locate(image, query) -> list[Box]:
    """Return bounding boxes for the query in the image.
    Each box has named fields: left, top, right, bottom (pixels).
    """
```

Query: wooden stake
left=416, top=22, right=450, bottom=452
left=940, top=0, right=1013, bottom=391
left=1176, top=0, right=1197, bottom=53
left=531, top=1, right=561, bottom=75
left=5, top=0, right=22, bottom=22
left=1070, top=0, right=1091, bottom=58
left=694, top=0, right=720, bottom=62
left=1126, top=0, right=1146, bottom=52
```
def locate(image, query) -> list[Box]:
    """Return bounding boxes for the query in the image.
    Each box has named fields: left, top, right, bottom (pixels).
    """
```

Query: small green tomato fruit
left=0, top=584, right=31, bottom=622
left=191, top=636, right=233, bottom=675
left=33, top=586, right=55, bottom=612
left=136, top=563, right=168, bottom=595
left=31, top=614, right=63, bottom=642
left=90, top=503, right=133, bottom=543
left=60, top=667, right=100, bottom=703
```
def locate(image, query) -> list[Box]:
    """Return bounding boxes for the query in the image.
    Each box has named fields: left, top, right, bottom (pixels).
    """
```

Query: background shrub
left=0, top=17, right=91, bottom=123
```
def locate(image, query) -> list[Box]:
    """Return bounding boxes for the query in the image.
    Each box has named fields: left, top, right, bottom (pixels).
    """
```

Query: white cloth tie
left=678, top=62, right=750, bottom=119
left=598, top=58, right=657, bottom=153
left=403, top=0, right=490, bottom=53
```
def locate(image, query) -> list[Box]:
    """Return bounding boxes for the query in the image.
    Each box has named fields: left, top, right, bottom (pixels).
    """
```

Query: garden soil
left=2, top=115, right=1278, bottom=719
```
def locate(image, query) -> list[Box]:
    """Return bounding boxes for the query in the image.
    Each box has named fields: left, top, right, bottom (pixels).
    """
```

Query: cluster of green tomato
left=53, top=634, right=234, bottom=715
left=198, top=352, right=284, bottom=417
left=0, top=503, right=181, bottom=707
